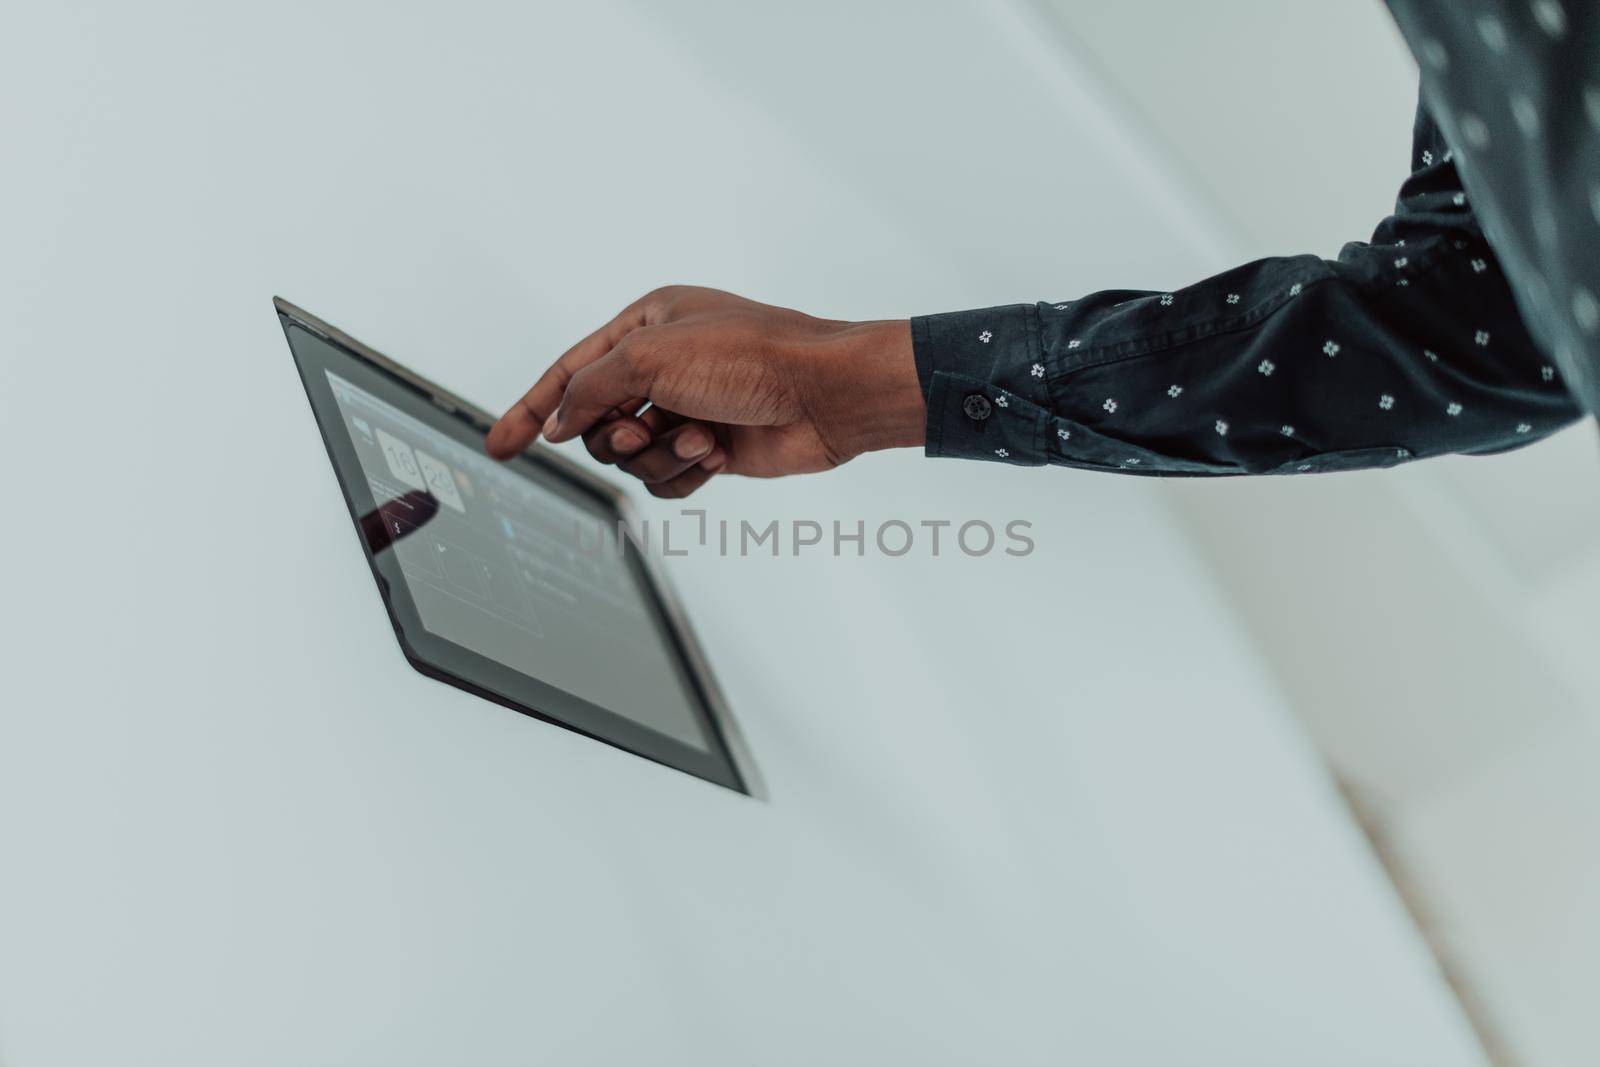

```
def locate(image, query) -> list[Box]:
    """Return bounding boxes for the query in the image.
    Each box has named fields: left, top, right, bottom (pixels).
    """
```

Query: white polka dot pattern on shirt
left=1214, top=420, right=1228, bottom=436
left=1057, top=427, right=1070, bottom=441
left=1475, top=330, right=1491, bottom=346
left=1280, top=425, right=1295, bottom=437
left=994, top=394, right=1008, bottom=409
left=1103, top=398, right=1117, bottom=413
left=1067, top=339, right=1081, bottom=350
left=1323, top=340, right=1340, bottom=357
left=1226, top=293, right=1240, bottom=305
left=1258, top=359, right=1275, bottom=376
left=1517, top=422, right=1533, bottom=434
left=1159, top=294, right=1173, bottom=306
left=1288, top=283, right=1303, bottom=297
left=1471, top=258, right=1488, bottom=273
left=1030, top=363, right=1045, bottom=378
left=1167, top=384, right=1183, bottom=398
left=994, top=448, right=1008, bottom=459
left=1447, top=402, right=1464, bottom=416
left=1379, top=393, right=1395, bottom=410
left=1542, top=365, right=1557, bottom=381
left=978, top=330, right=992, bottom=343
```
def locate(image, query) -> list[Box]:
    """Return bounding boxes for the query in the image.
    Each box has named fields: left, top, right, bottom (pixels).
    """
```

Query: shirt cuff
left=911, top=303, right=1053, bottom=465
left=924, top=371, right=1051, bottom=465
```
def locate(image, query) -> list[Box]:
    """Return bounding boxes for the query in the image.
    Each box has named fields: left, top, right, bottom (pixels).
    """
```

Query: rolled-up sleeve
left=911, top=98, right=1585, bottom=477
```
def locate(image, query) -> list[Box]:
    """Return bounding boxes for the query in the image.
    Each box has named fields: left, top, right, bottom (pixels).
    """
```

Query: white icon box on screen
left=416, top=450, right=467, bottom=513
left=375, top=428, right=427, bottom=492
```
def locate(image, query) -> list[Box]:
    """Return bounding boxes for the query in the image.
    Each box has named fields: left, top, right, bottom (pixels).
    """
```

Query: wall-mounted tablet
left=276, top=298, right=755, bottom=794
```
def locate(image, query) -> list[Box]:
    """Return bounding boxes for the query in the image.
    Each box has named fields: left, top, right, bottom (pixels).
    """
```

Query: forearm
left=905, top=99, right=1586, bottom=477
left=912, top=243, right=1580, bottom=477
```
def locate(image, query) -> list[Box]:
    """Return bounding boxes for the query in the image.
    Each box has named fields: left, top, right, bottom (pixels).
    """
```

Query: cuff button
left=962, top=393, right=993, bottom=421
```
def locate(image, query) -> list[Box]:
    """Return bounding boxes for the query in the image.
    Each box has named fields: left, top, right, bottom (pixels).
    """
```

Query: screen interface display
left=284, top=321, right=722, bottom=766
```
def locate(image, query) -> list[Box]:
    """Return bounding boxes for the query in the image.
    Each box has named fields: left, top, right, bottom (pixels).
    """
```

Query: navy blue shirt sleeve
left=911, top=99, right=1584, bottom=476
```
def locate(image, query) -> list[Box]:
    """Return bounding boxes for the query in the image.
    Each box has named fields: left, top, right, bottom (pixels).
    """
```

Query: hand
left=484, top=286, right=924, bottom=497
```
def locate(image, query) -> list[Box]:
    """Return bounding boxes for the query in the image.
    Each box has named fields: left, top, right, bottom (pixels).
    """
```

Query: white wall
left=0, top=2, right=1485, bottom=1064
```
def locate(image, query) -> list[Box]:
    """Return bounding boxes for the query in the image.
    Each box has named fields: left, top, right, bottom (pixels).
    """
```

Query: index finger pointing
left=485, top=302, right=648, bottom=459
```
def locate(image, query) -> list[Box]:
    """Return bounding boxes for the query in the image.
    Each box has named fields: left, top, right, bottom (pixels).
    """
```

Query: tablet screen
left=281, top=313, right=745, bottom=791
left=325, top=368, right=709, bottom=750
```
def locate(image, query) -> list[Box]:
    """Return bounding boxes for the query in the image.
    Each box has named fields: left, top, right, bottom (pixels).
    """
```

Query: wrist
left=812, top=319, right=925, bottom=459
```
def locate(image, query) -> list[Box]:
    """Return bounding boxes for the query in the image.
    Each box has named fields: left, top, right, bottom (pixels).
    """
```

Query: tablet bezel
left=275, top=297, right=759, bottom=796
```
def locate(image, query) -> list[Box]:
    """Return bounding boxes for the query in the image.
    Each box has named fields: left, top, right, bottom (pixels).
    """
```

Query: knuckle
left=639, top=285, right=691, bottom=324
left=610, top=335, right=658, bottom=386
left=569, top=358, right=620, bottom=406
left=563, top=363, right=594, bottom=399
left=609, top=333, right=640, bottom=365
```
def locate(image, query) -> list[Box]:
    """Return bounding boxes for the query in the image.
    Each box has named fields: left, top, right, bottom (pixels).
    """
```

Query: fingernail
left=674, top=430, right=712, bottom=460
left=542, top=412, right=559, bottom=439
left=611, top=427, right=645, bottom=453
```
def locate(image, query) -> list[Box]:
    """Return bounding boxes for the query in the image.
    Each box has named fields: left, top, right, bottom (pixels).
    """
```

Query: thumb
left=544, top=345, right=653, bottom=443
